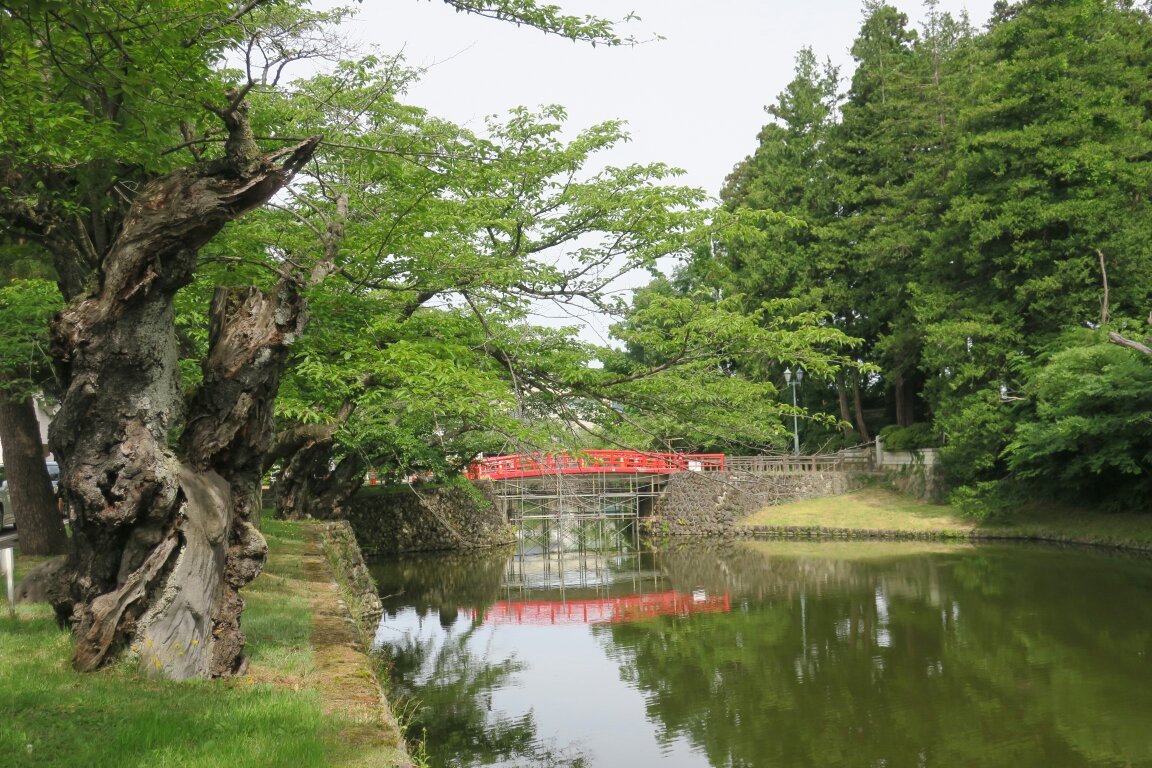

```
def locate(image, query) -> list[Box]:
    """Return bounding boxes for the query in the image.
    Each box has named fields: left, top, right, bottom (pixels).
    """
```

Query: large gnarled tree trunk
left=47, top=104, right=318, bottom=678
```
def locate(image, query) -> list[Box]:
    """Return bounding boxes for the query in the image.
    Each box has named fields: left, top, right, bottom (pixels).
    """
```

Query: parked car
left=0, top=461, right=61, bottom=530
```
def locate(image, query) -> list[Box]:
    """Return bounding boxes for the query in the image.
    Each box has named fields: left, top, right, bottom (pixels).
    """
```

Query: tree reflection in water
left=373, top=547, right=591, bottom=767
left=597, top=541, right=1152, bottom=768
left=373, top=539, right=1152, bottom=768
left=381, top=619, right=590, bottom=768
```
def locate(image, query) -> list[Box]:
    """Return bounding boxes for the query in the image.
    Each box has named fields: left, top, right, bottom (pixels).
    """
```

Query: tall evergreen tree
left=717, top=4, right=975, bottom=444
left=918, top=0, right=1152, bottom=488
left=829, top=1, right=976, bottom=433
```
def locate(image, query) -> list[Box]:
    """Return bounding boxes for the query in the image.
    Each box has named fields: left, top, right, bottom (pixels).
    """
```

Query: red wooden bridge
left=467, top=450, right=726, bottom=481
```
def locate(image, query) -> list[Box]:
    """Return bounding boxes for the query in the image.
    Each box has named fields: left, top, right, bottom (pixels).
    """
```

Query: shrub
left=878, top=423, right=940, bottom=451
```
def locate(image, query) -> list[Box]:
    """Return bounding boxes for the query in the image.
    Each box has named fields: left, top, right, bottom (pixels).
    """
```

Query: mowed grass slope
left=0, top=521, right=399, bottom=768
left=739, top=487, right=1152, bottom=550
left=739, top=487, right=978, bottom=533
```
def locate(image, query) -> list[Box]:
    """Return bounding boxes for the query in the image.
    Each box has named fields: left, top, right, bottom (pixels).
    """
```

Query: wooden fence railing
left=723, top=454, right=873, bottom=473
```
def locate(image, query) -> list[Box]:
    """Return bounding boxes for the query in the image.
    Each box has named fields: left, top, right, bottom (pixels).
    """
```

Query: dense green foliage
left=5, top=0, right=1148, bottom=517
left=210, top=47, right=860, bottom=504
left=1003, top=331, right=1152, bottom=510
left=683, top=0, right=1152, bottom=512
left=604, top=279, right=857, bottom=453
left=0, top=279, right=60, bottom=395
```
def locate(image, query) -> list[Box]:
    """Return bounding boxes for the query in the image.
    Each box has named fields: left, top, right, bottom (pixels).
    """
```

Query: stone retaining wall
left=317, top=521, right=383, bottom=629
left=346, top=482, right=516, bottom=555
left=876, top=462, right=946, bottom=501
left=643, top=470, right=864, bottom=536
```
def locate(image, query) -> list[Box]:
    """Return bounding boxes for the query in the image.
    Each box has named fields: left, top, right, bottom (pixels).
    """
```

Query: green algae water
left=370, top=536, right=1152, bottom=768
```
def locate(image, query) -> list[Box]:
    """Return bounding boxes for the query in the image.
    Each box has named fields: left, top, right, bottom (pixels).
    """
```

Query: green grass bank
left=0, top=520, right=409, bottom=768
left=740, top=488, right=1152, bottom=551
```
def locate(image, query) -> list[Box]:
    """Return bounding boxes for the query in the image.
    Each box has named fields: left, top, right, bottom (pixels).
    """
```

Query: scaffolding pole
left=490, top=472, right=668, bottom=559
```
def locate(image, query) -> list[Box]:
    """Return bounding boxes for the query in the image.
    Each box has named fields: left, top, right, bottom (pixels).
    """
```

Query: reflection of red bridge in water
left=465, top=591, right=732, bottom=626
left=467, top=450, right=726, bottom=481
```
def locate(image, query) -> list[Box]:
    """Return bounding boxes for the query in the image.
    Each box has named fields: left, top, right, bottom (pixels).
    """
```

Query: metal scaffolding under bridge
left=470, top=451, right=725, bottom=555
left=490, top=472, right=668, bottom=554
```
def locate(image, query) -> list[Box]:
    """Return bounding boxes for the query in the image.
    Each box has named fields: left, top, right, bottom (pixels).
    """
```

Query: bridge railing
left=468, top=450, right=726, bottom=481
left=723, top=454, right=872, bottom=473
left=469, top=451, right=875, bottom=481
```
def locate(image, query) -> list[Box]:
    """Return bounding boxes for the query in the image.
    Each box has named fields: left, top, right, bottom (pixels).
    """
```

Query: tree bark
left=852, top=375, right=871, bottom=442
left=1109, top=330, right=1152, bottom=356
left=267, top=397, right=357, bottom=519
left=836, top=375, right=854, bottom=439
left=0, top=389, right=67, bottom=554
left=270, top=439, right=335, bottom=520
left=166, top=280, right=306, bottom=676
left=310, top=453, right=367, bottom=519
left=272, top=444, right=367, bottom=521
left=894, top=373, right=918, bottom=428
left=46, top=112, right=318, bottom=678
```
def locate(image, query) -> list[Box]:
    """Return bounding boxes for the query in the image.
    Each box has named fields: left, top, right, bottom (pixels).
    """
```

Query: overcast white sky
left=342, top=0, right=997, bottom=197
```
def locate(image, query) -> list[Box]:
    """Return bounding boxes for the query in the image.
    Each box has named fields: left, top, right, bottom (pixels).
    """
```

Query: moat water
left=370, top=528, right=1152, bottom=768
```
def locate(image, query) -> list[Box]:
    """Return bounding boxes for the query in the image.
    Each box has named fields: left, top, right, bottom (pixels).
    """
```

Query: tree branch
left=183, top=0, right=278, bottom=48
left=1097, top=249, right=1110, bottom=326
left=1108, top=331, right=1152, bottom=356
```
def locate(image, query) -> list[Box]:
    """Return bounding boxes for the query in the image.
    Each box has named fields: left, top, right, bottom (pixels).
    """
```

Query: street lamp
left=784, top=367, right=804, bottom=455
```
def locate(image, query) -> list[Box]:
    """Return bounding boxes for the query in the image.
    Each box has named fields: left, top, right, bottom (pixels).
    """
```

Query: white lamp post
left=784, top=367, right=804, bottom=455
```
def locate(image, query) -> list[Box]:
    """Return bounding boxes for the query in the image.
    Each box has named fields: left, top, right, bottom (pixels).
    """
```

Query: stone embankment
left=729, top=525, right=986, bottom=540
left=643, top=470, right=865, bottom=536
left=308, top=522, right=413, bottom=767
left=319, top=521, right=383, bottom=626
left=346, top=482, right=515, bottom=555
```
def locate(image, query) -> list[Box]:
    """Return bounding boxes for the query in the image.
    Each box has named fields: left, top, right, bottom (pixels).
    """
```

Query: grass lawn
left=990, top=503, right=1152, bottom=550
left=739, top=487, right=978, bottom=534
left=739, top=487, right=1152, bottom=551
left=0, top=520, right=405, bottom=768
